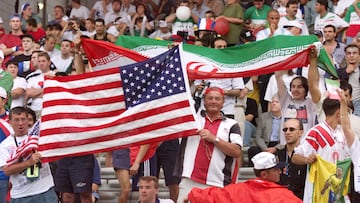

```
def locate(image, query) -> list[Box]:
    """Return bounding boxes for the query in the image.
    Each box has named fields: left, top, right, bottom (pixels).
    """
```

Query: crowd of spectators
left=0, top=0, right=359, bottom=202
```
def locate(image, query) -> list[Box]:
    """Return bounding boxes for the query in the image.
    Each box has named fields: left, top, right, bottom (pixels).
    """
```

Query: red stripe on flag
left=47, top=68, right=121, bottom=82
left=41, top=129, right=197, bottom=163
left=315, top=125, right=335, bottom=147
left=43, top=95, right=124, bottom=108
left=44, top=81, right=122, bottom=95
left=41, top=109, right=126, bottom=122
left=81, top=38, right=148, bottom=67
left=308, top=130, right=326, bottom=148
left=40, top=100, right=190, bottom=136
left=187, top=47, right=311, bottom=79
left=39, top=115, right=195, bottom=150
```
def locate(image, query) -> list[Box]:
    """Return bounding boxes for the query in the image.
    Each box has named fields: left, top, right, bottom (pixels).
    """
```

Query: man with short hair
left=0, top=107, right=58, bottom=202
left=138, top=176, right=174, bottom=203
left=248, top=95, right=282, bottom=165
left=12, top=34, right=35, bottom=78
left=278, top=0, right=309, bottom=35
left=104, top=0, right=127, bottom=28
left=187, top=152, right=302, bottom=202
left=26, top=18, right=46, bottom=43
left=244, top=0, right=271, bottom=32
left=69, top=0, right=90, bottom=23
left=323, top=24, right=346, bottom=68
left=195, top=37, right=245, bottom=118
left=0, top=14, right=24, bottom=68
left=176, top=87, right=243, bottom=202
left=20, top=3, right=42, bottom=31
left=40, top=34, right=61, bottom=58
left=26, top=52, right=53, bottom=119
left=51, top=40, right=74, bottom=73
left=256, top=9, right=291, bottom=41
left=48, top=5, right=67, bottom=26
left=336, top=44, right=360, bottom=116
left=313, top=0, right=348, bottom=34
left=91, top=18, right=111, bottom=41
left=276, top=118, right=306, bottom=199
left=304, top=0, right=334, bottom=33
left=192, top=0, right=210, bottom=19
left=292, top=96, right=350, bottom=202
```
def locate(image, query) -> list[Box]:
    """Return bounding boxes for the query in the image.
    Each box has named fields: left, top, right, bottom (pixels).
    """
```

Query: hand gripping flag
left=6, top=120, right=40, bottom=166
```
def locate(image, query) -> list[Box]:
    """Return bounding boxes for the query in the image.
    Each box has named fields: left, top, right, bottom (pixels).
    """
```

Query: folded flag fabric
left=81, top=38, right=148, bottom=71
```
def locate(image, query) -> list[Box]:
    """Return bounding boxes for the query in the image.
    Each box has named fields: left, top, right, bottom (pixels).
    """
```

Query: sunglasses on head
left=282, top=127, right=299, bottom=132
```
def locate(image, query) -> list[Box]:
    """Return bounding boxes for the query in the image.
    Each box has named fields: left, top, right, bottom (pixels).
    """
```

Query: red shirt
left=28, top=28, right=46, bottom=43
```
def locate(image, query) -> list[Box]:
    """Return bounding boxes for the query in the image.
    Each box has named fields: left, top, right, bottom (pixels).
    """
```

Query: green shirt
left=244, top=5, right=271, bottom=25
left=0, top=70, right=13, bottom=109
left=222, top=3, right=244, bottom=45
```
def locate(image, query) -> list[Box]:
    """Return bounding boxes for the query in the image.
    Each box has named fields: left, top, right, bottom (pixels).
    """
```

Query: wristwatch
left=215, top=137, right=220, bottom=143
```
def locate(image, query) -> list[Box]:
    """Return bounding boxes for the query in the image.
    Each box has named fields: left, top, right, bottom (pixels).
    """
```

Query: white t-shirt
left=314, top=12, right=349, bottom=31
left=334, top=0, right=354, bottom=16
left=69, top=5, right=90, bottom=19
left=104, top=11, right=128, bottom=25
left=0, top=135, right=54, bottom=198
left=92, top=1, right=113, bottom=19
left=51, top=55, right=74, bottom=73
left=81, top=30, right=96, bottom=37
left=26, top=70, right=44, bottom=112
left=256, top=27, right=292, bottom=41
left=120, top=4, right=136, bottom=16
left=40, top=46, right=60, bottom=58
left=11, top=77, right=27, bottom=109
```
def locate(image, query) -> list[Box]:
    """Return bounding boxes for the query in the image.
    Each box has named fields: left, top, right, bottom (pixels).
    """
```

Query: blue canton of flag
left=120, top=47, right=186, bottom=108
left=29, top=120, right=41, bottom=137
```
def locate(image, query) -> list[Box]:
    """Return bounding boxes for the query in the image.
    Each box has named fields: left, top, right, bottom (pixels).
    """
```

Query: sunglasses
left=282, top=127, right=299, bottom=132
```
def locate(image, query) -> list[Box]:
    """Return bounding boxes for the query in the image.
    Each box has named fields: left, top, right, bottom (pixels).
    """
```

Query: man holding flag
left=0, top=107, right=57, bottom=202
left=176, top=87, right=242, bottom=202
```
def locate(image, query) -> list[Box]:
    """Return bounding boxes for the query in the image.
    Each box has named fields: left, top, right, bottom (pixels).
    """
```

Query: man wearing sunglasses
left=276, top=118, right=306, bottom=199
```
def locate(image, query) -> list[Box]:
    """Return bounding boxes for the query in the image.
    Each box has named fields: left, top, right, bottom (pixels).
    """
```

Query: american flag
left=6, top=120, right=40, bottom=165
left=38, top=46, right=198, bottom=162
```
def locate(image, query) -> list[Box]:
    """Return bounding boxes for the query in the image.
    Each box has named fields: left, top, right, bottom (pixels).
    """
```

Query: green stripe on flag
left=116, top=35, right=338, bottom=78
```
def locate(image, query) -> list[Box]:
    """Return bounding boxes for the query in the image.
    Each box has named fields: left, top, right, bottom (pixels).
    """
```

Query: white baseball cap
left=252, top=152, right=284, bottom=170
left=283, top=20, right=303, bottom=30
left=0, top=87, right=7, bottom=99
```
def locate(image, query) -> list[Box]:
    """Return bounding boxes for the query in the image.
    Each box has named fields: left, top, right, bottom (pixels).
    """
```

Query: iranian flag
left=115, top=35, right=338, bottom=79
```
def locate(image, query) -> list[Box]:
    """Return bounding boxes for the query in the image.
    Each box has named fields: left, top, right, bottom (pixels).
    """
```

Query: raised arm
left=275, top=70, right=287, bottom=98
left=308, top=47, right=321, bottom=104
left=338, top=89, right=355, bottom=147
